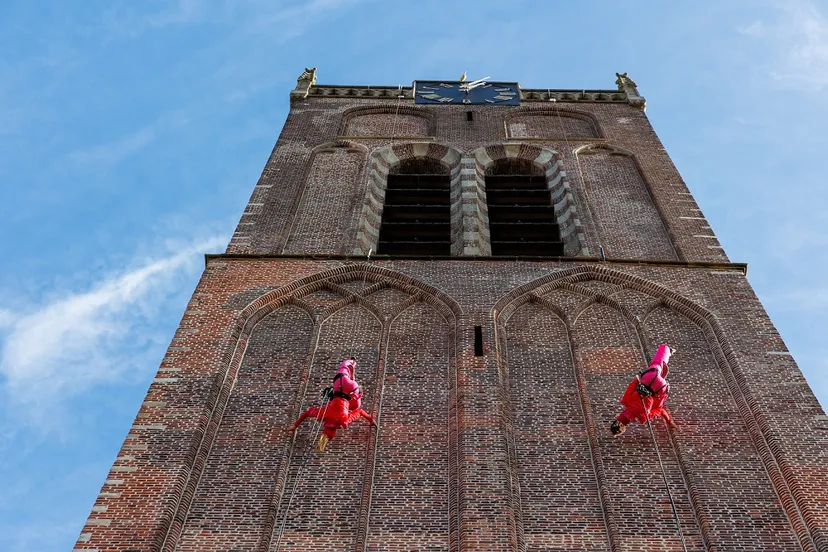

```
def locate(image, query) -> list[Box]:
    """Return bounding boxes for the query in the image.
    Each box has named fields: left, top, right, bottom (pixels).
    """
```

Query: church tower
left=75, top=70, right=828, bottom=552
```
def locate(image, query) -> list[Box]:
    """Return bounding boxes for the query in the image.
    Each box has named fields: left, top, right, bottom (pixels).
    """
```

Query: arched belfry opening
left=378, top=157, right=452, bottom=255
left=485, top=158, right=564, bottom=256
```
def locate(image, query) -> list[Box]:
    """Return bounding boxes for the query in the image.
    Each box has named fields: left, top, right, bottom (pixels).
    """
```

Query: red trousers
left=616, top=378, right=673, bottom=426
left=292, top=397, right=376, bottom=439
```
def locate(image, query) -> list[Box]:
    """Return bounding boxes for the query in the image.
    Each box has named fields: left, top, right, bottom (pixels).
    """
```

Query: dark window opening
left=474, top=326, right=484, bottom=356
left=466, top=111, right=474, bottom=121
left=378, top=159, right=451, bottom=255
left=485, top=159, right=564, bottom=256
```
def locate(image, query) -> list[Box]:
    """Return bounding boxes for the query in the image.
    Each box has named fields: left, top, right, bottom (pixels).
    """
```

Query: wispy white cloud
left=144, top=0, right=205, bottom=29
left=100, top=0, right=209, bottom=38
left=66, top=125, right=156, bottom=168
left=209, top=0, right=370, bottom=86
left=736, top=20, right=765, bottom=37
left=0, top=235, right=226, bottom=427
left=738, top=0, right=828, bottom=88
left=66, top=110, right=190, bottom=169
left=242, top=0, right=366, bottom=42
left=771, top=1, right=828, bottom=86
left=0, top=309, right=14, bottom=329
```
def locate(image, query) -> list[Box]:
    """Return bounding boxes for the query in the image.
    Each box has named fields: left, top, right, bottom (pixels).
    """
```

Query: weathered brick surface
left=368, top=303, right=452, bottom=551
left=506, top=111, right=599, bottom=139
left=229, top=97, right=725, bottom=262
left=345, top=113, right=431, bottom=137
left=76, top=80, right=827, bottom=552
left=283, top=147, right=366, bottom=254
left=578, top=149, right=677, bottom=260
left=505, top=302, right=607, bottom=550
left=176, top=306, right=313, bottom=552
left=75, top=258, right=828, bottom=552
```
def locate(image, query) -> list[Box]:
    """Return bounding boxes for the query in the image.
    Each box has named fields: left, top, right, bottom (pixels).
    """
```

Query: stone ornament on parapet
left=290, top=66, right=317, bottom=101
left=615, top=72, right=646, bottom=109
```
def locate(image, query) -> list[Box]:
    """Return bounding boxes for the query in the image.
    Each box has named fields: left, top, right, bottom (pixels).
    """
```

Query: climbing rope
left=551, top=97, right=607, bottom=259
left=389, top=85, right=404, bottom=146
left=638, top=390, right=689, bottom=552
left=273, top=247, right=375, bottom=552
left=273, top=397, right=330, bottom=552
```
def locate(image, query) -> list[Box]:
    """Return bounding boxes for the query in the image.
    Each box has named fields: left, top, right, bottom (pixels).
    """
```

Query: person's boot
left=610, top=420, right=626, bottom=436
left=317, top=434, right=329, bottom=452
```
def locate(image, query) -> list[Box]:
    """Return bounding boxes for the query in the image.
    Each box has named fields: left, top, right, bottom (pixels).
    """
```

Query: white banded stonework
left=471, top=143, right=588, bottom=256
left=355, top=142, right=464, bottom=256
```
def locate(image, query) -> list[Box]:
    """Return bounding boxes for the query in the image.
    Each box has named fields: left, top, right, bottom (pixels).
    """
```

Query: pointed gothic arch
left=341, top=105, right=435, bottom=137
left=283, top=139, right=370, bottom=254
left=160, top=263, right=463, bottom=552
left=572, top=143, right=680, bottom=261
left=491, top=264, right=821, bottom=552
left=504, top=106, right=603, bottom=139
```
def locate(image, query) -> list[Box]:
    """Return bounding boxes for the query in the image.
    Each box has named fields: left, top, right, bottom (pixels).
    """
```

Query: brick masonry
left=75, top=80, right=828, bottom=552
left=227, top=96, right=723, bottom=263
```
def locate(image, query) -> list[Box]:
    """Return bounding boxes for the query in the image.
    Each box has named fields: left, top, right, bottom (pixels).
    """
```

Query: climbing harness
left=630, top=343, right=687, bottom=552
left=321, top=371, right=359, bottom=402
left=636, top=366, right=669, bottom=398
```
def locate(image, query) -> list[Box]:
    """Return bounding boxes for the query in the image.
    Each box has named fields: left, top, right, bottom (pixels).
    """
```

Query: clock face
left=414, top=81, right=520, bottom=105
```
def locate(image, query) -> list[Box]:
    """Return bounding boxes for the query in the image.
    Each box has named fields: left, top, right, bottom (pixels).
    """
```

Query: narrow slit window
left=378, top=158, right=451, bottom=256
left=466, top=111, right=474, bottom=121
left=474, top=326, right=484, bottom=356
left=485, top=159, right=564, bottom=256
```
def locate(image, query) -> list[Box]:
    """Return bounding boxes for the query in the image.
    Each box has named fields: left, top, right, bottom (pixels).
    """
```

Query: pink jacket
left=640, top=344, right=672, bottom=395
left=333, top=359, right=363, bottom=409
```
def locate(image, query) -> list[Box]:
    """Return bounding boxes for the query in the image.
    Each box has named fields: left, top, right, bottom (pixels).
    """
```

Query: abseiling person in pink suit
left=287, top=358, right=376, bottom=451
left=611, top=344, right=676, bottom=436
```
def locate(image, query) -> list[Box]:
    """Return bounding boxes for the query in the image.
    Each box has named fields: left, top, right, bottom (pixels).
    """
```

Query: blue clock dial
left=414, top=81, right=520, bottom=105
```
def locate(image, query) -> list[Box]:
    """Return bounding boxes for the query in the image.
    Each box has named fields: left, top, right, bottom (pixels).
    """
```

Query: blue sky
left=1, top=1, right=827, bottom=550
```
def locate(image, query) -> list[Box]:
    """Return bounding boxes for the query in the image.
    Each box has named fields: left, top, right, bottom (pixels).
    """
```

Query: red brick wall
left=504, top=301, right=608, bottom=550
left=345, top=113, right=431, bottom=137
left=283, top=146, right=366, bottom=254
left=506, top=112, right=599, bottom=139
left=75, top=259, right=828, bottom=552
left=578, top=148, right=678, bottom=260
left=228, top=98, right=724, bottom=263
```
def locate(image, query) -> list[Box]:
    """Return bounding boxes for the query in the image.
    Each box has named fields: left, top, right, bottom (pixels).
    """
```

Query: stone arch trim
left=470, top=143, right=588, bottom=256
left=340, top=105, right=435, bottom=136
left=492, top=264, right=821, bottom=552
left=354, top=141, right=464, bottom=256
left=281, top=139, right=370, bottom=254
left=572, top=142, right=683, bottom=261
left=158, top=264, right=463, bottom=552
left=504, top=105, right=604, bottom=139
left=310, top=139, right=371, bottom=155
left=572, top=143, right=633, bottom=157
